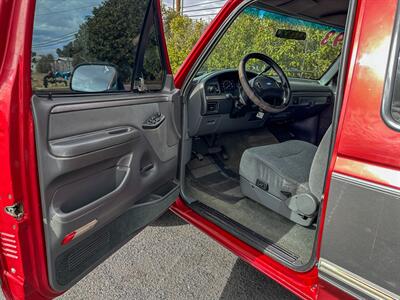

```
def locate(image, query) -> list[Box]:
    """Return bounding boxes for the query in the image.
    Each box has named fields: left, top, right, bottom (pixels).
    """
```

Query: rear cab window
left=32, top=0, right=166, bottom=94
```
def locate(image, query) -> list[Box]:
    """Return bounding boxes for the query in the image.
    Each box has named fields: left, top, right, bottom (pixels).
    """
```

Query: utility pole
left=175, top=0, right=180, bottom=14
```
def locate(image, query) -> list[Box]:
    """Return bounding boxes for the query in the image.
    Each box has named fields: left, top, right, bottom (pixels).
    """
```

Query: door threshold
left=189, top=201, right=303, bottom=267
left=170, top=198, right=318, bottom=299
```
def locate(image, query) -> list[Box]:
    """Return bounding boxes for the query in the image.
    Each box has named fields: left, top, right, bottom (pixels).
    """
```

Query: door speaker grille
left=55, top=229, right=110, bottom=286
left=67, top=231, right=110, bottom=271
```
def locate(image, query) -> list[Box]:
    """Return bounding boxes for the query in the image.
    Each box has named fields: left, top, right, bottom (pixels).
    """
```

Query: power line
left=33, top=35, right=76, bottom=48
left=183, top=6, right=222, bottom=13
left=32, top=36, right=75, bottom=48
left=32, top=37, right=76, bottom=49
left=183, top=0, right=226, bottom=9
left=184, top=13, right=218, bottom=18
left=32, top=39, right=76, bottom=49
left=33, top=31, right=78, bottom=47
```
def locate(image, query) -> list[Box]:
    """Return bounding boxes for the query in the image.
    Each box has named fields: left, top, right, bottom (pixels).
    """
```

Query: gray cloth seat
left=239, top=126, right=332, bottom=226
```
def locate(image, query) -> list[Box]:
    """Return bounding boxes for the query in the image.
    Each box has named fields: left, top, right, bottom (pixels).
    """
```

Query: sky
left=32, top=0, right=104, bottom=55
left=32, top=0, right=226, bottom=56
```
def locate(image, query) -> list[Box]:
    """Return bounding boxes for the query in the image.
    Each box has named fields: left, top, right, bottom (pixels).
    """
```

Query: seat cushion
left=239, top=140, right=317, bottom=200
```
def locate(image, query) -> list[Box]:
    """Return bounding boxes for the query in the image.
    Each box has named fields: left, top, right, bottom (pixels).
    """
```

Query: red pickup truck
left=0, top=0, right=399, bottom=299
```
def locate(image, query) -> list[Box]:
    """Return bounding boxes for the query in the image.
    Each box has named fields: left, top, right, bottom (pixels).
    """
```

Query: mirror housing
left=70, top=63, right=124, bottom=92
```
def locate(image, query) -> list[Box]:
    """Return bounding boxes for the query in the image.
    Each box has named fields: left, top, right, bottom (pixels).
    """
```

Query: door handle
left=108, top=128, right=129, bottom=135
left=140, top=163, right=154, bottom=173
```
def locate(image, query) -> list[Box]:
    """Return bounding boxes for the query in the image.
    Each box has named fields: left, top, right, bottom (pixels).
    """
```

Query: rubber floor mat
left=186, top=156, right=243, bottom=202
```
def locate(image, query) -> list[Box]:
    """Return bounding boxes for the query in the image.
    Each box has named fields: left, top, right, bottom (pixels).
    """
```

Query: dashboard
left=187, top=69, right=334, bottom=137
left=205, top=73, right=243, bottom=96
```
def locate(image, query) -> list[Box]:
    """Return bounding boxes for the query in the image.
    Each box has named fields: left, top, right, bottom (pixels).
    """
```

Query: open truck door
left=0, top=0, right=181, bottom=298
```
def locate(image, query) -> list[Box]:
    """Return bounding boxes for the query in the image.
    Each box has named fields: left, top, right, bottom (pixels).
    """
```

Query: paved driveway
left=55, top=211, right=296, bottom=299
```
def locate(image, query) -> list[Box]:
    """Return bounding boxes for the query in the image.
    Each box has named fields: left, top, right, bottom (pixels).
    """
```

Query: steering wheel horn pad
left=251, top=76, right=283, bottom=100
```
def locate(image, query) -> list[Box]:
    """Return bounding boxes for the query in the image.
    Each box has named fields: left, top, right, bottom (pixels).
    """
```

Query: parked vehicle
left=42, top=71, right=70, bottom=88
left=0, top=0, right=399, bottom=299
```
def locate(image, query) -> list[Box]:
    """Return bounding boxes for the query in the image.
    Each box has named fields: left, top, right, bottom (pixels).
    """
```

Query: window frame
left=381, top=1, right=400, bottom=131
left=132, top=0, right=168, bottom=92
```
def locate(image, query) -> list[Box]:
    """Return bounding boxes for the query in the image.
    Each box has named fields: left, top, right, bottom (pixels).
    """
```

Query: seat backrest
left=308, top=125, right=332, bottom=201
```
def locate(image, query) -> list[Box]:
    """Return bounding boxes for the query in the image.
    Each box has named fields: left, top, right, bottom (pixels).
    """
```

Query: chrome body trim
left=319, top=258, right=399, bottom=300
left=332, top=172, right=400, bottom=196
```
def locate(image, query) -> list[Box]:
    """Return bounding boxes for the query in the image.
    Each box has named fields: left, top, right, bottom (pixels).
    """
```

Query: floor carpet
left=184, top=128, right=316, bottom=265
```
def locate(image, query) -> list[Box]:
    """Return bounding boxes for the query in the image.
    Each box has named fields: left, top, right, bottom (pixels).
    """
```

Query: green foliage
left=163, top=7, right=206, bottom=73
left=141, top=23, right=164, bottom=86
left=57, top=0, right=149, bottom=82
left=202, top=12, right=341, bottom=79
left=36, top=54, right=54, bottom=73
left=81, top=0, right=149, bottom=81
left=164, top=9, right=342, bottom=79
left=55, top=0, right=166, bottom=86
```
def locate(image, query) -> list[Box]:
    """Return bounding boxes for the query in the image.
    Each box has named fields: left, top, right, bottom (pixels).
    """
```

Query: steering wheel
left=238, top=53, right=291, bottom=113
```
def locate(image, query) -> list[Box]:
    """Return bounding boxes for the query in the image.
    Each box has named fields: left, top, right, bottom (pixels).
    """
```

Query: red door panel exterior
left=335, top=0, right=399, bottom=170
left=0, top=1, right=60, bottom=299
left=316, top=0, right=399, bottom=262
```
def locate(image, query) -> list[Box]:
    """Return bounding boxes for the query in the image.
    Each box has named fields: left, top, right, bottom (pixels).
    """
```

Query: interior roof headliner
left=255, top=0, right=350, bottom=28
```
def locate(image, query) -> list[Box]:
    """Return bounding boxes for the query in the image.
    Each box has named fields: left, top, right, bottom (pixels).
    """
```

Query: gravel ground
left=28, top=211, right=298, bottom=299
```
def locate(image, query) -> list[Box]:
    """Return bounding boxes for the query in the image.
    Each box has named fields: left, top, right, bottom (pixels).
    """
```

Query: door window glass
left=32, top=0, right=165, bottom=93
left=134, top=12, right=165, bottom=91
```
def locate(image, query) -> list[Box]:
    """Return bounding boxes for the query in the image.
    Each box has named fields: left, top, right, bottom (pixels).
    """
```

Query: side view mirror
left=70, top=63, right=123, bottom=92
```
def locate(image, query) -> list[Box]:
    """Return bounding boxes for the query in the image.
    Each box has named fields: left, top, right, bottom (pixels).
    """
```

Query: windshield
left=199, top=7, right=343, bottom=80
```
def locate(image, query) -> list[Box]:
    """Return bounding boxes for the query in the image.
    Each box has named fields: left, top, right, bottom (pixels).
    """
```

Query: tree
left=80, top=0, right=148, bottom=81
left=163, top=8, right=342, bottom=79
left=31, top=51, right=37, bottom=64
left=57, top=0, right=149, bottom=81
left=36, top=54, right=54, bottom=73
left=163, top=7, right=206, bottom=72
left=201, top=10, right=342, bottom=79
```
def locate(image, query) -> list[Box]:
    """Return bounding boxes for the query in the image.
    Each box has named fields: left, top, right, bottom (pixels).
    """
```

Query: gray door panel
left=32, top=90, right=180, bottom=291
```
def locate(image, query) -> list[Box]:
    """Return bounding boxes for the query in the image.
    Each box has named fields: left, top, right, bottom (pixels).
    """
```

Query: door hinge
left=4, top=203, right=24, bottom=220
